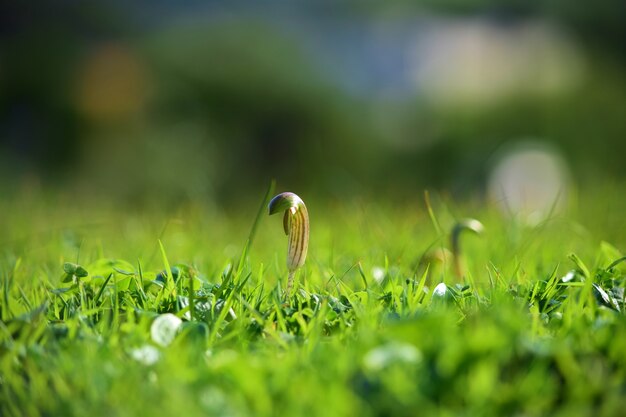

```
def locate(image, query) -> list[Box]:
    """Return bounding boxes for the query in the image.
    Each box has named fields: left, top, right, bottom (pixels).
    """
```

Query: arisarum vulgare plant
left=268, top=192, right=309, bottom=298
left=451, top=218, right=484, bottom=278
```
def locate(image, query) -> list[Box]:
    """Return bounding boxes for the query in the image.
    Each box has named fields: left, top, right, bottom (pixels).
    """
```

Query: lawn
left=1, top=186, right=625, bottom=417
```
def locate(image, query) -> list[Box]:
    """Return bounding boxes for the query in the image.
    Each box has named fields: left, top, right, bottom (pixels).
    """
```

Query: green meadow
left=2, top=1, right=625, bottom=415
left=1, top=184, right=625, bottom=417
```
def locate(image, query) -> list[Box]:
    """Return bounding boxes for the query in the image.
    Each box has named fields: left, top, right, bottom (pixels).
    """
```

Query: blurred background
left=1, top=0, right=624, bottom=211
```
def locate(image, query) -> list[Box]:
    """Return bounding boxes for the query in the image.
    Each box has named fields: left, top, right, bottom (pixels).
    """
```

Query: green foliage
left=1, top=194, right=626, bottom=417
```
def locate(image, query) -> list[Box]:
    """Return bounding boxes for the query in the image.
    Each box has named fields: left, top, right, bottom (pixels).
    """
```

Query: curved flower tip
left=451, top=218, right=484, bottom=253
left=268, top=192, right=305, bottom=215
left=450, top=218, right=484, bottom=278
left=453, top=219, right=484, bottom=237
left=268, top=192, right=309, bottom=273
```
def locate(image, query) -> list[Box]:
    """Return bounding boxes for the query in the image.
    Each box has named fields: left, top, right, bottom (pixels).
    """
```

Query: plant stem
left=286, top=270, right=295, bottom=300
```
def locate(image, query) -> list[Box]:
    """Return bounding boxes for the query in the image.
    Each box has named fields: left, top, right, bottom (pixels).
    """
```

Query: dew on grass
left=363, top=342, right=422, bottom=371
left=371, top=266, right=385, bottom=284
left=130, top=345, right=161, bottom=366
left=433, top=282, right=448, bottom=297
left=151, top=313, right=182, bottom=347
left=561, top=270, right=576, bottom=283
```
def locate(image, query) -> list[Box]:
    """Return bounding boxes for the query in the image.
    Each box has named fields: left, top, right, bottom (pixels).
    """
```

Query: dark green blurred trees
left=0, top=1, right=624, bottom=203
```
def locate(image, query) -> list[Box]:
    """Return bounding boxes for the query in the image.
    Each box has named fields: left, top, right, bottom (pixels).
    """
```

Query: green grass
left=1, top=189, right=626, bottom=417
